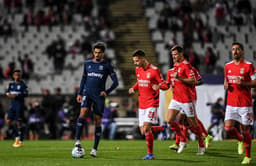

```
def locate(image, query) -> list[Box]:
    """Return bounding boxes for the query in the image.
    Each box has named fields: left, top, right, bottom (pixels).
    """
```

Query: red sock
left=197, top=118, right=208, bottom=137
left=182, top=125, right=189, bottom=142
left=242, top=129, right=251, bottom=158
left=224, top=126, right=243, bottom=141
left=145, top=130, right=154, bottom=154
left=169, top=122, right=185, bottom=142
left=151, top=126, right=164, bottom=133
left=189, top=125, right=205, bottom=148
left=175, top=134, right=180, bottom=145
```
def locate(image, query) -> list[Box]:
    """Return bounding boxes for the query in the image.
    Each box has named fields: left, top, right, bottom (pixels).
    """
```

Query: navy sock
left=18, top=126, right=24, bottom=141
left=75, top=117, right=85, bottom=141
left=93, top=127, right=102, bottom=150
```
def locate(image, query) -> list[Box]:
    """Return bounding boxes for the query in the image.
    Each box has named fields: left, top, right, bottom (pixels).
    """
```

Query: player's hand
left=76, top=95, right=82, bottom=103
left=100, top=91, right=107, bottom=97
left=128, top=88, right=135, bottom=94
left=152, top=84, right=160, bottom=90
left=224, top=80, right=229, bottom=90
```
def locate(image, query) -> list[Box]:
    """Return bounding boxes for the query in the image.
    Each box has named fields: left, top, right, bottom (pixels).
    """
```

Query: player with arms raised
left=129, top=50, right=168, bottom=160
left=6, top=69, right=28, bottom=147
left=224, top=42, right=256, bottom=164
left=72, top=42, right=119, bottom=157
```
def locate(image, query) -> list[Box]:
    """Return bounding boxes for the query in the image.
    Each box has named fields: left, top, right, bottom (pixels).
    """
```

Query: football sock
left=75, top=117, right=85, bottom=141
left=169, top=122, right=185, bottom=142
left=224, top=126, right=243, bottom=141
left=189, top=125, right=205, bottom=148
left=242, top=129, right=251, bottom=158
left=93, top=126, right=102, bottom=150
left=175, top=134, right=180, bottom=145
left=145, top=130, right=154, bottom=154
left=181, top=125, right=189, bottom=142
left=17, top=126, right=24, bottom=142
left=151, top=126, right=164, bottom=133
left=197, top=119, right=208, bottom=137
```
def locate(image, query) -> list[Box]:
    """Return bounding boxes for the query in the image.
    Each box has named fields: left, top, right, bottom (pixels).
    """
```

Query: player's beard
left=233, top=53, right=241, bottom=60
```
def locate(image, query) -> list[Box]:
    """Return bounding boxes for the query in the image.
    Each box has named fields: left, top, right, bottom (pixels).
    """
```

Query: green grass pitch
left=0, top=140, right=255, bottom=166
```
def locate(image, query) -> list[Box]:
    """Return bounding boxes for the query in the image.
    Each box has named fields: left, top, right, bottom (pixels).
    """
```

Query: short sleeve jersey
left=134, top=64, right=166, bottom=109
left=191, top=67, right=201, bottom=101
left=166, top=60, right=195, bottom=103
left=225, top=59, right=256, bottom=107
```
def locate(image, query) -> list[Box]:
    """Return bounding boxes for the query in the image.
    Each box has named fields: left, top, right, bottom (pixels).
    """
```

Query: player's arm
left=129, top=82, right=138, bottom=94
left=154, top=69, right=169, bottom=90
left=105, top=64, right=119, bottom=95
left=238, top=64, right=256, bottom=87
left=174, top=66, right=196, bottom=85
left=77, top=63, right=87, bottom=103
left=5, top=83, right=16, bottom=98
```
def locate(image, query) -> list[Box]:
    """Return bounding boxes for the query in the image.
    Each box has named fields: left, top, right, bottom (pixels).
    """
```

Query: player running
left=169, top=65, right=212, bottom=151
left=6, top=69, right=28, bottom=147
left=224, top=42, right=256, bottom=164
left=73, top=42, right=119, bottom=157
left=128, top=50, right=168, bottom=160
left=166, top=45, right=205, bottom=155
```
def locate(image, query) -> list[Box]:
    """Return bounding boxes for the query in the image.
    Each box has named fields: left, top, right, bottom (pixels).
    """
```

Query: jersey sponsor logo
left=99, top=65, right=103, bottom=70
left=138, top=79, right=150, bottom=87
left=227, top=75, right=244, bottom=83
left=146, top=73, right=150, bottom=78
left=240, top=68, right=244, bottom=74
left=87, top=72, right=103, bottom=78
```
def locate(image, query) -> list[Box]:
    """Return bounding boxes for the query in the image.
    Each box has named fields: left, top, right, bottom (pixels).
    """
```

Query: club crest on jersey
left=137, top=74, right=140, bottom=77
left=17, top=85, right=21, bottom=90
left=88, top=65, right=91, bottom=69
left=99, top=65, right=103, bottom=70
left=146, top=73, right=150, bottom=78
left=240, top=68, right=244, bottom=74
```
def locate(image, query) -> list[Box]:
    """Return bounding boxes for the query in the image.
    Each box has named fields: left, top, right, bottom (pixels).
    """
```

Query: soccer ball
left=71, top=146, right=85, bottom=158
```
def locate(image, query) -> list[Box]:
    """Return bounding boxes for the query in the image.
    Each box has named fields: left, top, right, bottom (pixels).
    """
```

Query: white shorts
left=225, top=105, right=253, bottom=125
left=138, top=107, right=158, bottom=127
left=168, top=99, right=196, bottom=117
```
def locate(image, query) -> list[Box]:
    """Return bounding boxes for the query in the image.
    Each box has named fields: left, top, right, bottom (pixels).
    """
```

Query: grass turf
left=0, top=140, right=254, bottom=166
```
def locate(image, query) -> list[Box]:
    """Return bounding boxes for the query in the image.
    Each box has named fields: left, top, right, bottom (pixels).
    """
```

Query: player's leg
left=183, top=102, right=205, bottom=155
left=240, top=107, right=253, bottom=164
left=75, top=107, right=89, bottom=145
left=16, top=104, right=25, bottom=146
left=196, top=117, right=213, bottom=148
left=90, top=98, right=105, bottom=157
left=169, top=113, right=184, bottom=151
left=143, top=122, right=155, bottom=160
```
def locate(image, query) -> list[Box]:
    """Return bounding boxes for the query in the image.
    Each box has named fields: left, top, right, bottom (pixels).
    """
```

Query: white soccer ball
left=72, top=146, right=85, bottom=158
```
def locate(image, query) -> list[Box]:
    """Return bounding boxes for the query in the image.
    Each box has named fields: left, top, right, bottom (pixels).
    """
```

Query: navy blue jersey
left=6, top=80, right=28, bottom=104
left=78, top=60, right=118, bottom=96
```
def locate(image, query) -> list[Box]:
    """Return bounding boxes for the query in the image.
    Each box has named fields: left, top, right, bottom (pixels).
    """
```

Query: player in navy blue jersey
left=6, top=69, right=28, bottom=147
left=73, top=42, right=119, bottom=157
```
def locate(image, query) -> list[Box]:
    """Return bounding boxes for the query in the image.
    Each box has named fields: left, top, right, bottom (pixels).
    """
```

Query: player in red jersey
left=169, top=65, right=213, bottom=151
left=224, top=42, right=256, bottom=164
left=166, top=45, right=205, bottom=155
left=128, top=50, right=168, bottom=160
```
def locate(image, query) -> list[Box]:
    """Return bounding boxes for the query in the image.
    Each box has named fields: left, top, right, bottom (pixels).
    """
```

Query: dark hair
left=93, top=42, right=106, bottom=52
left=13, top=69, right=21, bottom=74
left=232, top=42, right=244, bottom=51
left=132, top=50, right=145, bottom=57
left=171, top=45, right=183, bottom=53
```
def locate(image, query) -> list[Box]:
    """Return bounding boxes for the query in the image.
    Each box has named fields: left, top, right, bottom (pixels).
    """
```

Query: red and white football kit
left=132, top=64, right=168, bottom=126
left=167, top=60, right=196, bottom=117
left=224, top=59, right=256, bottom=125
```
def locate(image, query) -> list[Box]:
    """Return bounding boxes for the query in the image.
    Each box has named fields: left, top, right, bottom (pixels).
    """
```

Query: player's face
left=172, top=50, right=182, bottom=63
left=13, top=72, right=21, bottom=81
left=232, top=44, right=243, bottom=60
left=133, top=56, right=144, bottom=67
left=93, top=48, right=104, bottom=61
